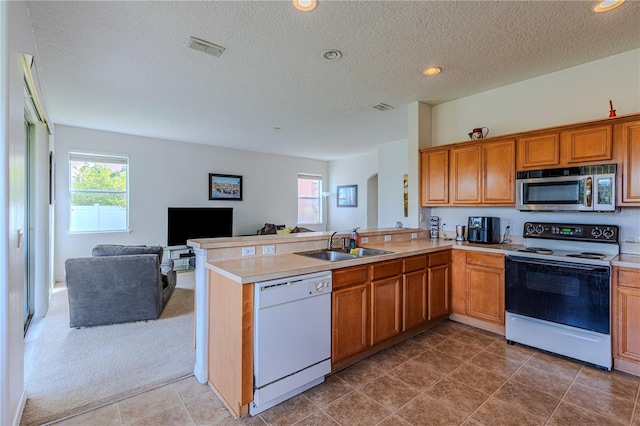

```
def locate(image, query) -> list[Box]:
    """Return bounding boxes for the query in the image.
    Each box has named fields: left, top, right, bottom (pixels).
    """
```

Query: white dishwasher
left=250, top=271, right=332, bottom=415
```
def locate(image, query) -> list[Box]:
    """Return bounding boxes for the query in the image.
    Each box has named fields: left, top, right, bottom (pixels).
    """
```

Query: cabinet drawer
left=333, top=266, right=368, bottom=290
left=616, top=268, right=640, bottom=289
left=403, top=255, right=427, bottom=273
left=428, top=250, right=450, bottom=267
left=465, top=251, right=504, bottom=269
left=371, top=260, right=402, bottom=281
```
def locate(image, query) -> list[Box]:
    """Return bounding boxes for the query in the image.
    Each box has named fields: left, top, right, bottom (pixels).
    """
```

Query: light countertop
left=612, top=253, right=640, bottom=269
left=206, top=239, right=523, bottom=284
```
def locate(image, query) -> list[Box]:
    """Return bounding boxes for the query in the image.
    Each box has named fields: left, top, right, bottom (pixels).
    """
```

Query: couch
left=64, top=244, right=177, bottom=328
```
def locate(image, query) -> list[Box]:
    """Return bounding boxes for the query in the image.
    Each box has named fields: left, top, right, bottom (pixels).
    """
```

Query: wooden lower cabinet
left=403, top=268, right=428, bottom=331
left=332, top=266, right=370, bottom=364
left=402, top=255, right=428, bottom=331
left=333, top=252, right=450, bottom=369
left=450, top=250, right=505, bottom=331
left=466, top=263, right=504, bottom=324
left=370, top=276, right=401, bottom=345
left=613, top=267, right=640, bottom=374
left=428, top=251, right=450, bottom=320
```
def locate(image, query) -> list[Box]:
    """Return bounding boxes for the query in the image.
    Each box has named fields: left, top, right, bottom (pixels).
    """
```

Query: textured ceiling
left=27, top=0, right=640, bottom=161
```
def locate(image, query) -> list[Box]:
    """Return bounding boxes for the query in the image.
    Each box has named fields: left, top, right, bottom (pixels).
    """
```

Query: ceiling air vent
left=371, top=103, right=394, bottom=112
left=187, top=36, right=225, bottom=57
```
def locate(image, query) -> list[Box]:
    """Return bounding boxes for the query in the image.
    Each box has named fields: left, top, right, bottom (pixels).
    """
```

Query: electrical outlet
left=361, top=236, right=369, bottom=244
left=441, top=219, right=448, bottom=228
left=411, top=232, right=417, bottom=239
left=384, top=235, right=392, bottom=242
left=506, top=220, right=513, bottom=231
left=262, top=245, right=275, bottom=255
left=241, top=246, right=256, bottom=256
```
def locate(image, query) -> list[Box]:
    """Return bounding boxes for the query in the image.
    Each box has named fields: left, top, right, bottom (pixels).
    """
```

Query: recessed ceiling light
left=322, top=50, right=342, bottom=61
left=293, top=0, right=318, bottom=12
left=423, top=67, right=442, bottom=76
left=594, top=0, right=624, bottom=12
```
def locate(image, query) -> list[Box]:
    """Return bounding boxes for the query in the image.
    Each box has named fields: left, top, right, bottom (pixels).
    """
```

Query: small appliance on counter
left=455, top=225, right=466, bottom=241
left=467, top=216, right=500, bottom=244
left=430, top=216, right=440, bottom=239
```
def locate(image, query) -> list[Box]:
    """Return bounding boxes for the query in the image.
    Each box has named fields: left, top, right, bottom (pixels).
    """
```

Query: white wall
left=1, top=2, right=49, bottom=424
left=432, top=49, right=640, bottom=147
left=328, top=151, right=377, bottom=232
left=426, top=49, right=640, bottom=246
left=378, top=140, right=409, bottom=229
left=54, top=126, right=328, bottom=281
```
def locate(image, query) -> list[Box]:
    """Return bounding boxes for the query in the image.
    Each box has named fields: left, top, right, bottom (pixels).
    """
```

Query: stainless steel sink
left=350, top=248, right=393, bottom=257
left=295, top=249, right=357, bottom=262
left=294, top=247, right=393, bottom=261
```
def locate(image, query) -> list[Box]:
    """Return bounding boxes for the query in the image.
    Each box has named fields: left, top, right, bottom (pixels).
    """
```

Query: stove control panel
left=523, top=222, right=619, bottom=243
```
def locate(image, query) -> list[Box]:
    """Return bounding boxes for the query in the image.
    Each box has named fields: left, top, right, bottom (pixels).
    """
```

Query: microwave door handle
left=585, top=176, right=592, bottom=208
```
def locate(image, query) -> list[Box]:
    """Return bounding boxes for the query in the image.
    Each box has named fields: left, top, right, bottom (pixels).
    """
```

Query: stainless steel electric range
left=504, top=222, right=619, bottom=370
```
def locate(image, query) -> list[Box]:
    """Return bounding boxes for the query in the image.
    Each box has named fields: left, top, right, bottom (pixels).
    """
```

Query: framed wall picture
left=209, top=173, right=243, bottom=201
left=337, top=185, right=357, bottom=207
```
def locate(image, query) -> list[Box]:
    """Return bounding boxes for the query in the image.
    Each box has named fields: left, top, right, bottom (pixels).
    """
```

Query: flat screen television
left=167, top=207, right=233, bottom=247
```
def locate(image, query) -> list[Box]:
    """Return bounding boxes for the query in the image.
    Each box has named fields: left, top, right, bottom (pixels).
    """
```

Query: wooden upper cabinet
left=615, top=120, right=640, bottom=205
left=483, top=139, right=516, bottom=205
left=449, top=139, right=515, bottom=206
left=450, top=145, right=482, bottom=204
left=420, top=149, right=449, bottom=205
left=562, top=124, right=613, bottom=164
left=517, top=132, right=560, bottom=170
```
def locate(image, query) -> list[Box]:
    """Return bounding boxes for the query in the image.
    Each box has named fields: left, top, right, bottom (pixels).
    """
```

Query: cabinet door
left=370, top=277, right=402, bottom=345
left=613, top=268, right=640, bottom=363
left=420, top=149, right=449, bottom=205
left=403, top=269, right=427, bottom=331
left=616, top=120, right=640, bottom=205
left=450, top=249, right=466, bottom=315
left=332, top=283, right=369, bottom=364
left=450, top=145, right=482, bottom=204
left=466, top=264, right=505, bottom=325
left=517, top=133, right=560, bottom=170
left=562, top=124, right=612, bottom=164
left=483, top=139, right=515, bottom=205
left=428, top=263, right=449, bottom=320
left=614, top=287, right=640, bottom=362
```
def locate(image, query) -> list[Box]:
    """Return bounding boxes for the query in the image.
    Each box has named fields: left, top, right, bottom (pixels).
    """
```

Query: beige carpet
left=21, top=272, right=196, bottom=426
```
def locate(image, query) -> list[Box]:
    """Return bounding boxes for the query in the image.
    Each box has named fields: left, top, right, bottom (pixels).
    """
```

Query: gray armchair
left=64, top=245, right=177, bottom=328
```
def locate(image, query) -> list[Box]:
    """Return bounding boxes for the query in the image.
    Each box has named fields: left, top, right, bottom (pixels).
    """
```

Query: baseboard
left=614, top=357, right=640, bottom=377
left=15, top=389, right=26, bottom=426
left=449, top=313, right=505, bottom=336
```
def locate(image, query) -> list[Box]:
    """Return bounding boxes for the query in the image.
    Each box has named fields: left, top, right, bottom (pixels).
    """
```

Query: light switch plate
left=361, top=236, right=369, bottom=244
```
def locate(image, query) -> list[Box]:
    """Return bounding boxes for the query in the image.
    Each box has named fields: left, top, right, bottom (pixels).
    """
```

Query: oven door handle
left=506, top=256, right=609, bottom=273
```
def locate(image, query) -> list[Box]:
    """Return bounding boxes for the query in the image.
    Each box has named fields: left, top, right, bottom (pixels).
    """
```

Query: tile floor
left=53, top=320, right=640, bottom=426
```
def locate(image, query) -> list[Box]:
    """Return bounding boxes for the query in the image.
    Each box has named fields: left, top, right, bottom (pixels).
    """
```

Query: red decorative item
left=609, top=99, right=617, bottom=117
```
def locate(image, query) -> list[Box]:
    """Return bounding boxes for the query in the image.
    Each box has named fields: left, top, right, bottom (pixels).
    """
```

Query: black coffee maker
left=467, top=217, right=501, bottom=244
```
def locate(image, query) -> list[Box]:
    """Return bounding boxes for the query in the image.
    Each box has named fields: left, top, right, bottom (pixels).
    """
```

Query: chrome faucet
left=328, top=231, right=347, bottom=250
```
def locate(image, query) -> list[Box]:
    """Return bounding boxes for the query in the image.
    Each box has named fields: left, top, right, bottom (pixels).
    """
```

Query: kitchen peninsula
left=187, top=228, right=521, bottom=417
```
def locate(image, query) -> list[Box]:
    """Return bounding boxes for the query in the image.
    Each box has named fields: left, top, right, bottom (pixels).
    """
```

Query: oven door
left=505, top=256, right=610, bottom=334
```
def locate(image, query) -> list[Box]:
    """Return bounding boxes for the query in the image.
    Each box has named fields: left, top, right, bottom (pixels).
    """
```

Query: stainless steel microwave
left=515, top=164, right=616, bottom=212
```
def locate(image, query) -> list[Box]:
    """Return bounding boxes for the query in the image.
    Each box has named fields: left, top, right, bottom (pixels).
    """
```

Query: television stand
left=164, top=245, right=195, bottom=271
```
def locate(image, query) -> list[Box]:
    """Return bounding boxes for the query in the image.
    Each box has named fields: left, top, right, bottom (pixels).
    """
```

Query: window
left=297, top=174, right=322, bottom=224
left=69, top=152, right=128, bottom=233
